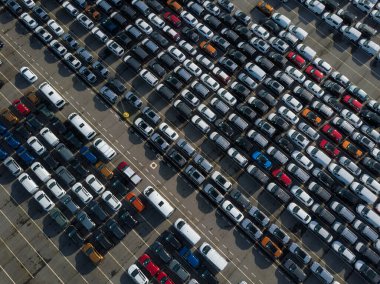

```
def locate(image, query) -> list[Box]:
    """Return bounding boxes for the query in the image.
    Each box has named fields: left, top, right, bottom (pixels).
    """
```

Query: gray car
left=193, top=154, right=214, bottom=174
left=240, top=218, right=263, bottom=241
left=76, top=210, right=96, bottom=231
left=55, top=143, right=74, bottom=162
left=202, top=184, right=224, bottom=205
left=185, top=165, right=206, bottom=185
left=59, top=194, right=80, bottom=215
left=284, top=259, right=307, bottom=282
left=169, top=259, right=190, bottom=282
left=177, top=138, right=196, bottom=157
left=229, top=188, right=251, bottom=210
left=55, top=166, right=76, bottom=187
left=265, top=182, right=290, bottom=204
left=311, top=203, right=336, bottom=225
left=150, top=241, right=172, bottom=264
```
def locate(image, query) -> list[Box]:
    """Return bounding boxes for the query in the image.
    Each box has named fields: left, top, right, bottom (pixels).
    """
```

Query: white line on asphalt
left=0, top=265, right=16, bottom=284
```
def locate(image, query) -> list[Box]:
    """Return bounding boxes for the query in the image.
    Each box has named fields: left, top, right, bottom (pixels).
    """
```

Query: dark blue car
left=0, top=146, right=8, bottom=160
left=16, top=146, right=35, bottom=165
left=4, top=131, right=21, bottom=149
left=80, top=146, right=98, bottom=164
left=0, top=122, right=7, bottom=135
left=179, top=246, right=200, bottom=268
left=251, top=151, right=272, bottom=169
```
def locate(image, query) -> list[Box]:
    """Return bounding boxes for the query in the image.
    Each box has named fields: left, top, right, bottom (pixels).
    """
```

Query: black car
left=182, top=27, right=199, bottom=43
left=119, top=209, right=139, bottom=228
left=150, top=241, right=172, bottom=264
left=116, top=31, right=133, bottom=48
left=131, top=45, right=149, bottom=62
left=268, top=51, right=287, bottom=68
left=264, top=78, right=284, bottom=95
left=7, top=0, right=23, bottom=16
left=312, top=169, right=335, bottom=189
left=355, top=22, right=376, bottom=38
left=229, top=188, right=251, bottom=210
left=26, top=114, right=43, bottom=132
left=230, top=82, right=250, bottom=100
left=66, top=225, right=84, bottom=245
left=192, top=81, right=211, bottom=98
left=293, top=86, right=314, bottom=103
left=125, top=25, right=143, bottom=40
left=88, top=200, right=109, bottom=222
left=105, top=219, right=126, bottom=240
left=70, top=159, right=89, bottom=178
left=167, top=148, right=187, bottom=168
left=158, top=52, right=177, bottom=69
left=123, top=55, right=142, bottom=72
left=204, top=14, right=223, bottom=30
left=218, top=12, right=237, bottom=27
left=211, top=35, right=231, bottom=52
left=215, top=119, right=235, bottom=138
left=108, top=78, right=126, bottom=94
left=268, top=114, right=290, bottom=131
left=200, top=269, right=218, bottom=284
left=145, top=0, right=164, bottom=13
left=165, top=75, right=183, bottom=92
left=221, top=28, right=240, bottom=44
left=32, top=5, right=50, bottom=22
left=14, top=124, right=31, bottom=140
left=94, top=230, right=114, bottom=250
left=320, top=0, right=340, bottom=12
left=148, top=60, right=166, bottom=77
left=120, top=4, right=138, bottom=20
left=308, top=182, right=332, bottom=202
left=161, top=231, right=182, bottom=250
left=361, top=110, right=380, bottom=127
left=247, top=165, right=270, bottom=184
left=362, top=157, right=380, bottom=175
left=275, top=136, right=294, bottom=154
left=156, top=84, right=175, bottom=101
left=261, top=19, right=280, bottom=34
left=218, top=57, right=239, bottom=74
left=323, top=95, right=344, bottom=112
left=234, top=25, right=253, bottom=40
left=322, top=80, right=345, bottom=96
left=42, top=153, right=59, bottom=170
left=337, top=9, right=357, bottom=25
left=110, top=179, right=128, bottom=195
left=151, top=31, right=170, bottom=48
left=255, top=55, right=275, bottom=72
left=63, top=131, right=83, bottom=150
left=257, top=89, right=278, bottom=106
left=227, top=49, right=247, bottom=65
left=51, top=117, right=67, bottom=134
left=237, top=42, right=256, bottom=57
left=234, top=10, right=250, bottom=26
left=237, top=104, right=257, bottom=121
left=248, top=98, right=269, bottom=114
left=236, top=136, right=254, bottom=153
left=335, top=187, right=359, bottom=206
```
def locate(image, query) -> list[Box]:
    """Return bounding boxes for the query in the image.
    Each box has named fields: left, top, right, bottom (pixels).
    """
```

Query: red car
left=272, top=169, right=292, bottom=188
left=305, top=66, right=324, bottom=83
left=319, top=139, right=340, bottom=157
left=12, top=99, right=30, bottom=116
left=164, top=12, right=181, bottom=27
left=342, top=95, right=362, bottom=112
left=286, top=51, right=306, bottom=69
left=321, top=124, right=342, bottom=143
left=138, top=254, right=160, bottom=276
left=156, top=272, right=175, bottom=284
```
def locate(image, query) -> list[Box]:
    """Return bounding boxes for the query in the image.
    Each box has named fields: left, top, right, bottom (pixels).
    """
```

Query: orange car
left=199, top=41, right=217, bottom=57
left=341, top=140, right=363, bottom=159
left=257, top=1, right=274, bottom=16
left=125, top=192, right=145, bottom=213
left=301, top=108, right=322, bottom=127
left=1, top=108, right=19, bottom=124
left=85, top=5, right=101, bottom=20
left=95, top=162, right=114, bottom=180
left=26, top=91, right=40, bottom=105
left=261, top=236, right=282, bottom=258
left=167, top=0, right=183, bottom=13
left=82, top=243, right=103, bottom=264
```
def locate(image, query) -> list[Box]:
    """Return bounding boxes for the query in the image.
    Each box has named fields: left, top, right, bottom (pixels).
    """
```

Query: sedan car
left=159, top=123, right=179, bottom=142
left=251, top=151, right=272, bottom=169
left=287, top=202, right=311, bottom=224
left=19, top=66, right=38, bottom=83
left=272, top=169, right=292, bottom=188
left=138, top=254, right=159, bottom=276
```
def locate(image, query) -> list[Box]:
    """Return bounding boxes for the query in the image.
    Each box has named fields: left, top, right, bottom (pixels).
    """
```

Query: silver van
left=266, top=146, right=288, bottom=165
left=287, top=163, right=310, bottom=183
left=332, top=221, right=358, bottom=245
left=143, top=186, right=174, bottom=218
left=244, top=63, right=266, bottom=82
left=174, top=218, right=201, bottom=246
left=199, top=242, right=228, bottom=271
left=209, top=131, right=230, bottom=150
left=68, top=112, right=96, bottom=140
left=38, top=82, right=66, bottom=109
left=176, top=138, right=196, bottom=157
left=352, top=219, right=379, bottom=242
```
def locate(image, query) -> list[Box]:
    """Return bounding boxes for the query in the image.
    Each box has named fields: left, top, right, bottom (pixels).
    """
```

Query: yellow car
left=82, top=243, right=103, bottom=264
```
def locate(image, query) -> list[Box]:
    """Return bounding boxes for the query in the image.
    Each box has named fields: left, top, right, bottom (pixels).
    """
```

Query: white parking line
left=0, top=265, right=16, bottom=284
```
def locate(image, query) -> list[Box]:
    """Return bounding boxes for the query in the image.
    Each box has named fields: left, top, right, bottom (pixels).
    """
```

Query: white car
left=309, top=221, right=333, bottom=243
left=159, top=122, right=179, bottom=141
left=352, top=0, right=375, bottom=13
left=168, top=45, right=186, bottom=62
left=303, top=80, right=324, bottom=98
left=285, top=66, right=305, bottom=84
left=21, top=0, right=35, bottom=8
left=296, top=43, right=316, bottom=61
left=291, top=186, right=314, bottom=207
left=180, top=11, right=198, bottom=27
left=91, top=27, right=109, bottom=43
left=93, top=138, right=117, bottom=160
left=211, top=171, right=232, bottom=192
left=250, top=24, right=269, bottom=40
left=134, top=118, right=154, bottom=137
left=85, top=174, right=105, bottom=195
left=139, top=69, right=158, bottom=87
left=102, top=191, right=122, bottom=211
left=222, top=200, right=244, bottom=223
left=341, top=109, right=363, bottom=128
left=49, top=40, right=67, bottom=57
left=195, top=54, right=214, bottom=70
left=183, top=60, right=202, bottom=77
left=227, top=147, right=248, bottom=167
left=34, top=190, right=55, bottom=211
left=287, top=202, right=312, bottom=224
left=20, top=66, right=38, bottom=83
left=147, top=13, right=165, bottom=29
left=71, top=182, right=93, bottom=204
left=20, top=13, right=38, bottom=30
left=106, top=40, right=125, bottom=57
left=27, top=136, right=46, bottom=156
left=271, top=12, right=291, bottom=29
left=287, top=129, right=310, bottom=149
left=305, top=0, right=325, bottom=15
left=268, top=37, right=289, bottom=54
left=362, top=125, right=380, bottom=143
left=282, top=93, right=303, bottom=111
left=181, top=89, right=200, bottom=107
left=332, top=241, right=356, bottom=264
left=292, top=151, right=314, bottom=170
left=358, top=39, right=380, bottom=56
left=371, top=148, right=380, bottom=161
left=328, top=163, right=354, bottom=186
left=360, top=174, right=380, bottom=194
left=197, top=104, right=216, bottom=122
left=62, top=1, right=79, bottom=16
left=217, top=88, right=237, bottom=106
left=339, top=156, right=361, bottom=176
left=64, top=53, right=82, bottom=70
left=195, top=23, right=214, bottom=39
left=76, top=13, right=94, bottom=30
left=40, top=127, right=59, bottom=147
left=46, top=179, right=66, bottom=199
left=370, top=10, right=380, bottom=23
left=200, top=74, right=220, bottom=91
left=347, top=84, right=369, bottom=102
left=313, top=57, right=332, bottom=74
left=47, top=19, right=64, bottom=36
left=356, top=204, right=380, bottom=229
left=307, top=146, right=331, bottom=168
left=368, top=99, right=380, bottom=113
left=128, top=264, right=148, bottom=284
left=288, top=24, right=308, bottom=41
left=135, top=18, right=153, bottom=34
left=350, top=182, right=377, bottom=205
left=278, top=106, right=299, bottom=124
left=331, top=71, right=350, bottom=87
left=204, top=0, right=221, bottom=16
left=31, top=162, right=51, bottom=183
left=191, top=115, right=210, bottom=134
left=178, top=40, right=197, bottom=56
left=322, top=12, right=343, bottom=28
left=34, top=26, right=53, bottom=43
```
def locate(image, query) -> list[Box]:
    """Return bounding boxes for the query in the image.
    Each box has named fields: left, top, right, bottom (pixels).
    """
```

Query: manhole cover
left=150, top=162, right=157, bottom=169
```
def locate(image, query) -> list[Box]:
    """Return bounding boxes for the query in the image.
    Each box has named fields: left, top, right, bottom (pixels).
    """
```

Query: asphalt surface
left=0, top=0, right=378, bottom=284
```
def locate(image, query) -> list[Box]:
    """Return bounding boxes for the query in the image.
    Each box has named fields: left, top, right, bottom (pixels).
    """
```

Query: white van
left=38, top=82, right=66, bottom=109
left=143, top=186, right=174, bottom=218
left=174, top=218, right=201, bottom=246
left=306, top=146, right=331, bottom=168
left=68, top=112, right=96, bottom=140
left=244, top=63, right=266, bottom=82
left=40, top=127, right=59, bottom=147
left=31, top=162, right=51, bottom=183
left=18, top=173, right=39, bottom=194
left=340, top=26, right=362, bottom=42
left=199, top=242, right=228, bottom=271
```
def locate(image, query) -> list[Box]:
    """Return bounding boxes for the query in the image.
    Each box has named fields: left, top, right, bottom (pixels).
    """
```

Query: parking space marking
left=0, top=265, right=16, bottom=284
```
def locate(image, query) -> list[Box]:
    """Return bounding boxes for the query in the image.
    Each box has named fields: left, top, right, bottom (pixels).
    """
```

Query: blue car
left=16, top=146, right=35, bottom=165
left=251, top=151, right=272, bottom=169
left=179, top=246, right=200, bottom=268
left=0, top=146, right=8, bottom=160
left=80, top=146, right=98, bottom=164
left=4, top=131, right=21, bottom=149
left=0, top=122, right=7, bottom=135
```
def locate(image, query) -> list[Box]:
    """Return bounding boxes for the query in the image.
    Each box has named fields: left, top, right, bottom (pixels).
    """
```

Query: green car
left=49, top=208, right=69, bottom=229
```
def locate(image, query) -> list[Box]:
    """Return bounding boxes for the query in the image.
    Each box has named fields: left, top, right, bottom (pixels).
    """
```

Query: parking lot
left=0, top=0, right=379, bottom=284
